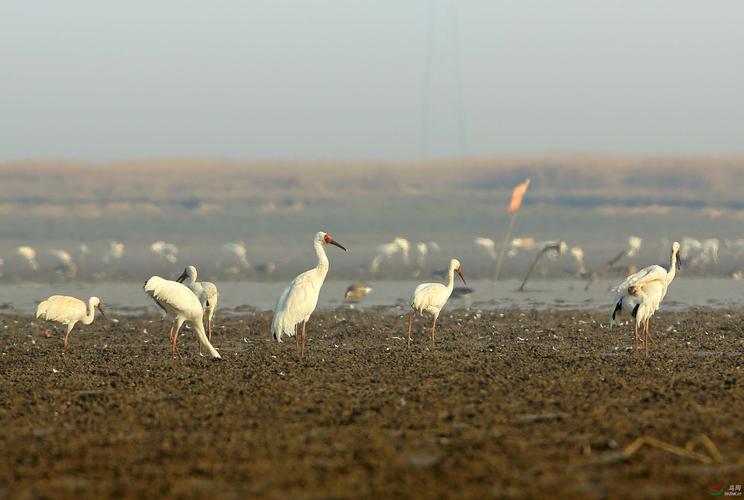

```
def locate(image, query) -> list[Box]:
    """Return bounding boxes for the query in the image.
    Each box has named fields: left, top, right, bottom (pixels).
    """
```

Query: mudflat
left=1, top=308, right=742, bottom=498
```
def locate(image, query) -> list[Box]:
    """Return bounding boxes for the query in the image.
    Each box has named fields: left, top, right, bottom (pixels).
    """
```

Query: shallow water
left=1, top=278, right=740, bottom=316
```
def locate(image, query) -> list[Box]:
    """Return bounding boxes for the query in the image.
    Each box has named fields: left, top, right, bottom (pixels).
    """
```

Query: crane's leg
left=407, top=312, right=414, bottom=348
left=431, top=316, right=437, bottom=348
left=172, top=319, right=184, bottom=354
left=63, top=324, right=75, bottom=349
left=206, top=306, right=214, bottom=341
left=301, top=321, right=307, bottom=358
left=632, top=321, right=639, bottom=350
left=645, top=318, right=653, bottom=350
left=295, top=323, right=300, bottom=358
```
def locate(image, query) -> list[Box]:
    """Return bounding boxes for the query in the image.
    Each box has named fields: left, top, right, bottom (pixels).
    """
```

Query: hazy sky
left=2, top=1, right=743, bottom=161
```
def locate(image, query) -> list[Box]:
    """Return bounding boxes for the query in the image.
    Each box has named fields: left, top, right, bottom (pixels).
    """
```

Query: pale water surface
left=1, top=279, right=741, bottom=316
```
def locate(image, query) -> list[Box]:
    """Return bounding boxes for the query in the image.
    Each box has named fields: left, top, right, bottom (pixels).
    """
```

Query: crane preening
left=271, top=232, right=347, bottom=358
left=611, top=241, right=681, bottom=352
left=144, top=276, right=221, bottom=358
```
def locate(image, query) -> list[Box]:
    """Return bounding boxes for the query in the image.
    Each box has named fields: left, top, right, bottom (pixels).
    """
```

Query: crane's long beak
left=676, top=252, right=682, bottom=271
left=97, top=304, right=110, bottom=321
left=176, top=271, right=188, bottom=283
left=456, top=268, right=466, bottom=285
left=329, top=239, right=347, bottom=251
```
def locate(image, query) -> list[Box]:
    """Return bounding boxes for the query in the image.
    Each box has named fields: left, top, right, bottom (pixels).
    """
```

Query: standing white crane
left=143, top=276, right=220, bottom=358
left=219, top=242, right=251, bottom=274
left=36, top=295, right=109, bottom=349
left=271, top=232, right=346, bottom=357
left=416, top=242, right=429, bottom=269
left=102, top=240, right=125, bottom=264
left=176, top=265, right=219, bottom=340
left=474, top=237, right=497, bottom=260
left=569, top=246, right=587, bottom=276
left=50, top=249, right=78, bottom=280
left=369, top=237, right=410, bottom=273
left=16, top=246, right=39, bottom=271
left=611, top=241, right=681, bottom=352
left=150, top=241, right=179, bottom=264
left=626, top=236, right=643, bottom=257
left=508, top=237, right=536, bottom=257
left=407, top=258, right=466, bottom=348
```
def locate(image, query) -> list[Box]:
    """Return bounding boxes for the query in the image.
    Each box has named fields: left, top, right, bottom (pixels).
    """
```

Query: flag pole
left=493, top=212, right=516, bottom=281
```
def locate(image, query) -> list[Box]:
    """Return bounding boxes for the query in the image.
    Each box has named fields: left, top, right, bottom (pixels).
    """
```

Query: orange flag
left=508, top=178, right=530, bottom=215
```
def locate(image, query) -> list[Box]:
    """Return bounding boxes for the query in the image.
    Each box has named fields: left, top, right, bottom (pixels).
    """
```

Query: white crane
left=680, top=237, right=701, bottom=260
left=407, top=258, right=466, bottom=348
left=103, top=240, right=125, bottom=264
left=36, top=295, right=109, bottom=349
left=143, top=276, right=220, bottom=358
left=627, top=236, right=643, bottom=257
left=176, top=265, right=219, bottom=340
left=50, top=249, right=78, bottom=279
left=570, top=246, right=587, bottom=276
left=416, top=242, right=428, bottom=268
left=271, top=232, right=346, bottom=357
left=16, top=246, right=39, bottom=271
left=508, top=237, right=536, bottom=257
left=474, top=237, right=497, bottom=260
left=370, top=237, right=410, bottom=273
left=150, top=241, right=179, bottom=264
left=611, top=241, right=681, bottom=352
left=219, top=242, right=251, bottom=274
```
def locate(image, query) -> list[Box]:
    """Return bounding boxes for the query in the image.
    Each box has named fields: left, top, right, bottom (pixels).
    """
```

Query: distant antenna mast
left=420, top=0, right=467, bottom=158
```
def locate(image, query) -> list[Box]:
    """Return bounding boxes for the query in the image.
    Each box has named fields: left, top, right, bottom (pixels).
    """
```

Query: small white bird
left=16, top=246, right=39, bottom=271
left=36, top=295, right=109, bottom=349
left=271, top=232, right=346, bottom=357
left=144, top=276, right=220, bottom=358
left=176, top=265, right=219, bottom=340
left=150, top=241, right=179, bottom=264
left=407, top=258, right=466, bottom=348
left=611, top=241, right=681, bottom=351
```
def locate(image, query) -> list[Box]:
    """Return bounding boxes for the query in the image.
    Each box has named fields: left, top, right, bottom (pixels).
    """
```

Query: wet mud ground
left=0, top=308, right=742, bottom=499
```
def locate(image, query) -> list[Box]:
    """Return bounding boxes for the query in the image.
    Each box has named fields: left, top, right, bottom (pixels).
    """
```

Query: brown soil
left=1, top=308, right=742, bottom=499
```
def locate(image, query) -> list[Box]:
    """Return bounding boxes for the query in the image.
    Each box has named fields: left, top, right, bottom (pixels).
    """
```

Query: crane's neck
left=82, top=298, right=97, bottom=325
left=314, top=240, right=329, bottom=277
left=446, top=264, right=456, bottom=292
left=666, top=250, right=677, bottom=284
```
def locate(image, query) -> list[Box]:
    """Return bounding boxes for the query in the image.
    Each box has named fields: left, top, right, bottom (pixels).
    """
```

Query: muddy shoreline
left=1, top=308, right=742, bottom=498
